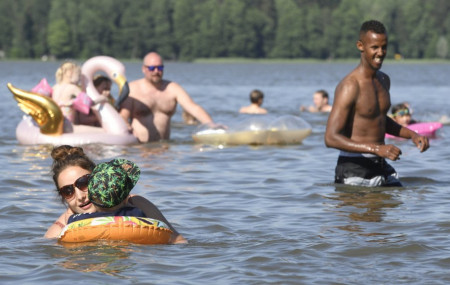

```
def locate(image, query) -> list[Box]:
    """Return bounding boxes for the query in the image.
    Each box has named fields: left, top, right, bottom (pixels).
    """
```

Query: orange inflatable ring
left=58, top=216, right=173, bottom=244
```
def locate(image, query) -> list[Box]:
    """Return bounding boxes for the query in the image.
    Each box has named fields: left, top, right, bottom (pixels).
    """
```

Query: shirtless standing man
left=120, top=52, right=214, bottom=142
left=324, top=20, right=429, bottom=187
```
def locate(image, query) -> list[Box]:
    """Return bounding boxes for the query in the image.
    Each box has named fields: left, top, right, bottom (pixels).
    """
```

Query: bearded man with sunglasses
left=119, top=52, right=215, bottom=142
left=324, top=20, right=429, bottom=187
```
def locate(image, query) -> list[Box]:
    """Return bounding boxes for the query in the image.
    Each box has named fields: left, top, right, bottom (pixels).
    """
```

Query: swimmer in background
left=182, top=109, right=199, bottom=125
left=76, top=75, right=113, bottom=127
left=300, top=89, right=332, bottom=112
left=239, top=89, right=268, bottom=114
left=93, top=75, right=115, bottom=105
left=52, top=61, right=83, bottom=123
left=390, top=103, right=417, bottom=127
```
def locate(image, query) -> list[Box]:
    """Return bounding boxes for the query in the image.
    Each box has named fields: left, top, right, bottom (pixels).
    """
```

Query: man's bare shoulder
left=163, top=80, right=180, bottom=91
left=129, top=78, right=146, bottom=89
left=335, top=72, right=360, bottom=100
left=376, top=70, right=391, bottom=90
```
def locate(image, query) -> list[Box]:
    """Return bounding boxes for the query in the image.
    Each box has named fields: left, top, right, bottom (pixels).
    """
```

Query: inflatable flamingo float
left=7, top=56, right=138, bottom=145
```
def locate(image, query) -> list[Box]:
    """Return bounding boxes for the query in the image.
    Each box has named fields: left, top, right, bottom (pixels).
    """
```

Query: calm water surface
left=0, top=60, right=449, bottom=284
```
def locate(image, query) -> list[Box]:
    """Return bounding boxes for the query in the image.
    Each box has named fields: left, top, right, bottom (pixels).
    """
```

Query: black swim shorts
left=335, top=152, right=402, bottom=187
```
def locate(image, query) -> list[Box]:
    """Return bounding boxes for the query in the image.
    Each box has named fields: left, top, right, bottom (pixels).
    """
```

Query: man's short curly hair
left=360, top=20, right=386, bottom=36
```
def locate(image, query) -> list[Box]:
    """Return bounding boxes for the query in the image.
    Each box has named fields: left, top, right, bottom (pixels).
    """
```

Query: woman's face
left=57, top=166, right=95, bottom=214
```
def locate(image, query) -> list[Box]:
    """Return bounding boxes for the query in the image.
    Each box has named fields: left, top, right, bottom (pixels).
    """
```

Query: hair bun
left=51, top=145, right=85, bottom=162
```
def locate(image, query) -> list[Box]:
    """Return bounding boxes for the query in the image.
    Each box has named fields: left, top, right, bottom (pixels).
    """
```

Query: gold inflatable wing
left=7, top=83, right=63, bottom=135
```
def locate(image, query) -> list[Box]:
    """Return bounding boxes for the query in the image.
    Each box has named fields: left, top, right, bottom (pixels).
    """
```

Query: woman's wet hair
left=51, top=145, right=95, bottom=194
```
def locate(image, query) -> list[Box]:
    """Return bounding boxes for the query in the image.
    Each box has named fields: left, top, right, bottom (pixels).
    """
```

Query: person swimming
left=239, top=89, right=268, bottom=114
left=390, top=103, right=417, bottom=127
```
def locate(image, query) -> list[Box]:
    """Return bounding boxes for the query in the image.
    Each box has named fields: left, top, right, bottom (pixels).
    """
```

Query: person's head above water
left=391, top=103, right=412, bottom=126
left=51, top=145, right=96, bottom=204
left=249, top=89, right=264, bottom=105
left=88, top=158, right=141, bottom=210
left=55, top=61, right=81, bottom=85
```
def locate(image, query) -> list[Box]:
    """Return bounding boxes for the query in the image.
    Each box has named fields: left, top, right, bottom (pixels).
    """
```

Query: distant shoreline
left=1, top=57, right=449, bottom=64
left=192, top=58, right=450, bottom=64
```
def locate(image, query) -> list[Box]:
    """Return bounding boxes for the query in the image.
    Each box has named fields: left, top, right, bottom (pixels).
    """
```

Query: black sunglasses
left=58, top=174, right=90, bottom=200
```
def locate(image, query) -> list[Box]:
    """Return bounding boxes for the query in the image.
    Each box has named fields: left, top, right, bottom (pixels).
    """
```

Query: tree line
left=0, top=0, right=448, bottom=61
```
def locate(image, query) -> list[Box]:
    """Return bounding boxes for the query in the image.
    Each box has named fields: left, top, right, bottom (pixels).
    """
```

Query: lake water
left=0, top=60, right=449, bottom=284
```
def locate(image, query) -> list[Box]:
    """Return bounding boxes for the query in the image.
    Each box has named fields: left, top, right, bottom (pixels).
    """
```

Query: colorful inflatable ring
left=58, top=216, right=173, bottom=244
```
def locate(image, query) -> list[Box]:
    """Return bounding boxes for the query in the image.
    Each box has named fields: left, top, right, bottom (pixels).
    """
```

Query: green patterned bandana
left=88, top=158, right=140, bottom=208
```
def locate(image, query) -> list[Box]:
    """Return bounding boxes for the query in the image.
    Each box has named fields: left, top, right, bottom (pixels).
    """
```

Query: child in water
left=390, top=103, right=417, bottom=127
left=67, top=158, right=145, bottom=223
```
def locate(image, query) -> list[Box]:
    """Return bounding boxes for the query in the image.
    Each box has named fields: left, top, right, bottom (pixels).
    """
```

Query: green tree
left=47, top=0, right=84, bottom=58
left=151, top=0, right=175, bottom=59
left=206, top=0, right=230, bottom=57
left=436, top=36, right=448, bottom=59
left=1, top=0, right=450, bottom=60
left=326, top=0, right=362, bottom=59
left=77, top=0, right=125, bottom=58
left=192, top=0, right=216, bottom=58
left=0, top=0, right=15, bottom=55
left=270, top=0, right=306, bottom=58
left=303, top=2, right=327, bottom=58
left=47, top=18, right=72, bottom=58
left=28, top=0, right=52, bottom=58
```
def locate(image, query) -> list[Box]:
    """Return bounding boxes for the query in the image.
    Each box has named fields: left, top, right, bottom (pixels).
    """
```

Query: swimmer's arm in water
left=127, top=195, right=187, bottom=244
left=44, top=207, right=74, bottom=238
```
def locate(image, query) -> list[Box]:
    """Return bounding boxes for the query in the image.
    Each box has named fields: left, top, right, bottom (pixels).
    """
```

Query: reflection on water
left=56, top=242, right=133, bottom=276
left=323, top=185, right=404, bottom=243
left=328, top=186, right=403, bottom=222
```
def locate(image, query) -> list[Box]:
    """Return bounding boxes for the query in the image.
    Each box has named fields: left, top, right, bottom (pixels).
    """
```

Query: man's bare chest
left=356, top=81, right=390, bottom=117
left=133, top=92, right=177, bottom=115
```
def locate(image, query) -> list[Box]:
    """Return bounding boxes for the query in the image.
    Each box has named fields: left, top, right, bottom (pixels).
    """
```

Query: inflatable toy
left=8, top=56, right=138, bottom=145
left=386, top=122, right=443, bottom=139
left=193, top=115, right=312, bottom=145
left=58, top=216, right=173, bottom=244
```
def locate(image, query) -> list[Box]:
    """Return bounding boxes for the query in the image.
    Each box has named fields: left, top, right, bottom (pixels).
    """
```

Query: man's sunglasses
left=58, top=174, right=90, bottom=200
left=146, top=65, right=164, bottom=72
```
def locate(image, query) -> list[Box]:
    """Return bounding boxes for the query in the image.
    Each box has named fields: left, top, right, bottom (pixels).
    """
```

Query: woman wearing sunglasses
left=44, top=145, right=186, bottom=244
